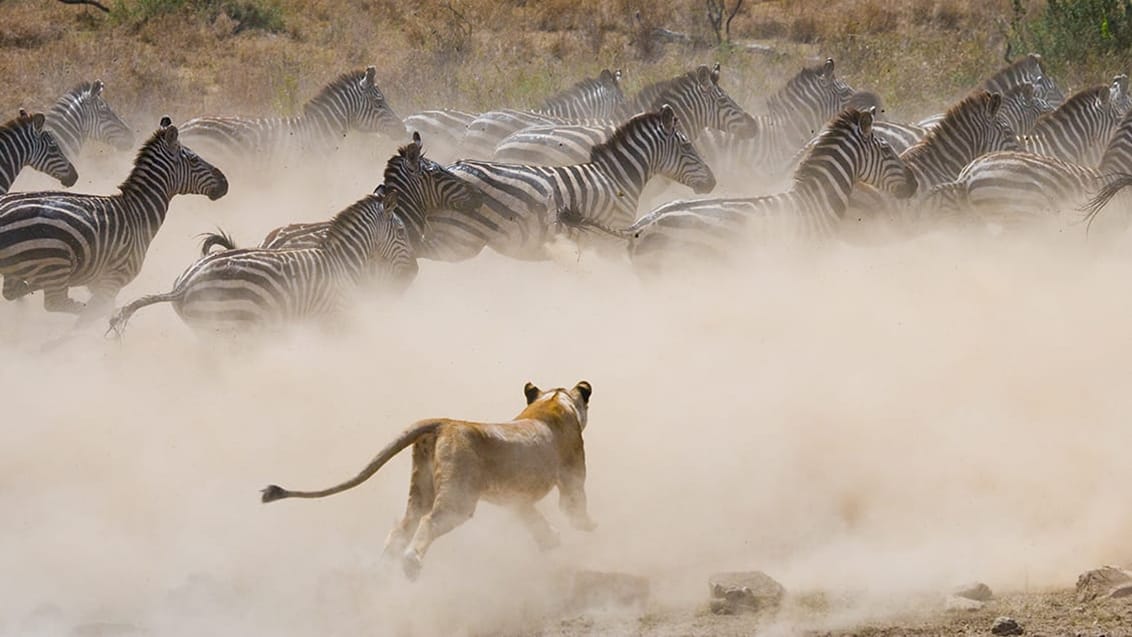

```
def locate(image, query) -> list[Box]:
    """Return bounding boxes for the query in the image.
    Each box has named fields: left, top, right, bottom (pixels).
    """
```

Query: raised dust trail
left=2, top=141, right=1132, bottom=636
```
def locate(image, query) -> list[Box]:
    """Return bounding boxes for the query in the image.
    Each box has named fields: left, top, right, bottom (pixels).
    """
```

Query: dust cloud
left=2, top=132, right=1132, bottom=636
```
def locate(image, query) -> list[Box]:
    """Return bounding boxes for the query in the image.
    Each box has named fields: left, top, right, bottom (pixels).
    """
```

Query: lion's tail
left=260, top=420, right=444, bottom=503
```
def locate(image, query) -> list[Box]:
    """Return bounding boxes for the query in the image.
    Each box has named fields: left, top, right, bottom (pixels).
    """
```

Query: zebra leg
left=2, top=276, right=31, bottom=301
left=42, top=287, right=84, bottom=314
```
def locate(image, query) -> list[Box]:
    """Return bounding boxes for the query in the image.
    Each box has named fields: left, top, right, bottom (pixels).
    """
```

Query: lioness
left=261, top=380, right=596, bottom=579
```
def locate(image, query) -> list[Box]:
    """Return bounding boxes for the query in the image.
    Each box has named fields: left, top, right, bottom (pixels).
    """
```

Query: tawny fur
left=260, top=380, right=595, bottom=579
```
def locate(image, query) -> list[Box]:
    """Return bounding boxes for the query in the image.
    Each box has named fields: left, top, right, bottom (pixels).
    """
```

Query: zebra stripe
left=424, top=104, right=716, bottom=261
left=919, top=82, right=1053, bottom=137
left=0, top=110, right=77, bottom=194
left=402, top=109, right=479, bottom=163
left=45, top=80, right=134, bottom=161
left=536, top=69, right=625, bottom=120
left=109, top=186, right=408, bottom=334
left=0, top=117, right=228, bottom=316
left=201, top=133, right=484, bottom=261
left=561, top=108, right=916, bottom=271
left=917, top=54, right=1065, bottom=128
left=1020, top=76, right=1130, bottom=167
left=486, top=64, right=757, bottom=165
left=179, top=67, right=404, bottom=158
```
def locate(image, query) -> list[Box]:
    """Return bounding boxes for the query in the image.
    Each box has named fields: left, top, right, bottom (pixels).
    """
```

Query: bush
left=112, top=0, right=285, bottom=34
left=1011, top=0, right=1132, bottom=68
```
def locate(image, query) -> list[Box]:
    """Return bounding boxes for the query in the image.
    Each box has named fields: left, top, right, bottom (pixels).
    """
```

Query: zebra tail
left=199, top=230, right=238, bottom=257
left=260, top=420, right=445, bottom=503
left=555, top=206, right=633, bottom=241
left=106, top=291, right=182, bottom=338
left=1082, top=173, right=1132, bottom=231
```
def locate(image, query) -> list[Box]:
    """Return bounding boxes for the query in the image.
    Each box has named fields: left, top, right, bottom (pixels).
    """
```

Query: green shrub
left=1011, top=0, right=1132, bottom=70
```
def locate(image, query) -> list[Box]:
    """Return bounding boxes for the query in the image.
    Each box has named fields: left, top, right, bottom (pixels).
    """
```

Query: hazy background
left=2, top=131, right=1131, bottom=636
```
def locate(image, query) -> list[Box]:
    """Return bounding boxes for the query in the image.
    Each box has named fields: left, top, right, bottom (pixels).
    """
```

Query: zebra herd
left=2, top=52, right=1132, bottom=336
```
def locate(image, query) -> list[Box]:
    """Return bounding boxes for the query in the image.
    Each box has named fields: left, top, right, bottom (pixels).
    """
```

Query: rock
left=708, top=571, right=785, bottom=615
left=953, top=581, right=994, bottom=602
left=1076, top=566, right=1132, bottom=603
left=569, top=570, right=650, bottom=611
left=991, top=616, right=1024, bottom=635
left=945, top=595, right=986, bottom=612
left=1108, top=583, right=1132, bottom=599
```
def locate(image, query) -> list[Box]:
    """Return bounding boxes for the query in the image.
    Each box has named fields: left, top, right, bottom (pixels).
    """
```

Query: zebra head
left=322, top=66, right=404, bottom=139
left=851, top=108, right=917, bottom=200
left=147, top=117, right=228, bottom=200
left=14, top=109, right=78, bottom=187
left=383, top=131, right=485, bottom=244
left=1109, top=74, right=1132, bottom=115
left=84, top=80, right=134, bottom=151
left=649, top=104, right=716, bottom=194
left=697, top=64, right=758, bottom=138
left=999, top=82, right=1054, bottom=135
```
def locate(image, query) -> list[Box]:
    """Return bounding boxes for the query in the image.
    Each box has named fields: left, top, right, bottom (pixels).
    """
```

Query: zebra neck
left=0, top=132, right=30, bottom=192
left=589, top=145, right=650, bottom=201
left=46, top=96, right=89, bottom=159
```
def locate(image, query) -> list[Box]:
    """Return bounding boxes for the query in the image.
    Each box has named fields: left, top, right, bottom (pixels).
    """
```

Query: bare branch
left=58, top=0, right=110, bottom=13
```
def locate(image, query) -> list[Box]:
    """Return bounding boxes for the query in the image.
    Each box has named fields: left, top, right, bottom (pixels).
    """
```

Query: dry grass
left=1, top=0, right=1131, bottom=127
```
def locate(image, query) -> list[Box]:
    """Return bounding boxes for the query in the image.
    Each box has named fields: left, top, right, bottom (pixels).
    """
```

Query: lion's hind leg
left=382, top=435, right=436, bottom=565
left=514, top=502, right=560, bottom=551
left=402, top=484, right=477, bottom=580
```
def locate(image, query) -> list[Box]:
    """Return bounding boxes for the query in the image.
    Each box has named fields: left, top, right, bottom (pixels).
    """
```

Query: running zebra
left=0, top=117, right=228, bottom=317
left=536, top=68, right=625, bottom=120
left=179, top=67, right=404, bottom=158
left=916, top=53, right=1065, bottom=128
left=108, top=185, right=407, bottom=334
left=484, top=64, right=757, bottom=164
left=560, top=107, right=916, bottom=271
left=0, top=109, right=78, bottom=194
left=199, top=132, right=484, bottom=263
left=686, top=58, right=859, bottom=185
left=45, top=80, right=134, bottom=161
left=1020, top=75, right=1130, bottom=167
left=424, top=104, right=716, bottom=261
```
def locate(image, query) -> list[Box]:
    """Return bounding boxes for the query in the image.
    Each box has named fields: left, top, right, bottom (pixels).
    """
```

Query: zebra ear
left=159, top=116, right=173, bottom=129
left=659, top=104, right=677, bottom=133
left=382, top=188, right=398, bottom=211
left=824, top=58, right=835, bottom=76
left=711, top=62, right=721, bottom=84
left=92, top=80, right=104, bottom=96
left=524, top=382, right=541, bottom=405
left=31, top=113, right=46, bottom=130
left=18, top=108, right=30, bottom=121
left=373, top=183, right=386, bottom=197
left=161, top=120, right=179, bottom=146
left=858, top=108, right=874, bottom=136
left=986, top=92, right=1002, bottom=117
left=364, top=66, right=377, bottom=86
left=695, top=65, right=713, bottom=89
left=412, top=130, right=422, bottom=146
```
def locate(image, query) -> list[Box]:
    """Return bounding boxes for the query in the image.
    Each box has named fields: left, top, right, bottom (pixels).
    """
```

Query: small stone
left=945, top=595, right=985, bottom=612
left=952, top=581, right=994, bottom=601
left=1076, top=566, right=1132, bottom=603
left=991, top=616, right=1024, bottom=636
left=708, top=571, right=785, bottom=615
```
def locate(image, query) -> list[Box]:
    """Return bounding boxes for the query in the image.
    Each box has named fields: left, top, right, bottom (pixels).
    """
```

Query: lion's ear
left=575, top=381, right=592, bottom=403
left=524, top=382, right=540, bottom=404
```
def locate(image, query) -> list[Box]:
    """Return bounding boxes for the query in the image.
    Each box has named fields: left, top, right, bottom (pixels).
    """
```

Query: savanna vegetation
left=1, top=0, right=1131, bottom=127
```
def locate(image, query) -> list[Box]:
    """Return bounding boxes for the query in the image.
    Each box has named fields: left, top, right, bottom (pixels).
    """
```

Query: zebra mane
left=1029, top=84, right=1110, bottom=135
left=625, top=66, right=713, bottom=114
left=982, top=54, right=1044, bottom=87
left=588, top=109, right=665, bottom=161
left=539, top=70, right=624, bottom=111
left=59, top=81, right=101, bottom=100
left=323, top=192, right=383, bottom=249
left=902, top=91, right=1000, bottom=162
left=303, top=68, right=379, bottom=115
left=767, top=60, right=832, bottom=110
left=792, top=108, right=868, bottom=185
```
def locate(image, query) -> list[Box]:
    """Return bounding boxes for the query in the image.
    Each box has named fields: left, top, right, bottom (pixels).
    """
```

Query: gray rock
left=991, top=616, right=1024, bottom=635
left=1076, top=566, right=1132, bottom=603
left=708, top=571, right=785, bottom=615
left=945, top=595, right=986, bottom=612
left=569, top=570, right=650, bottom=611
left=953, top=581, right=994, bottom=601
